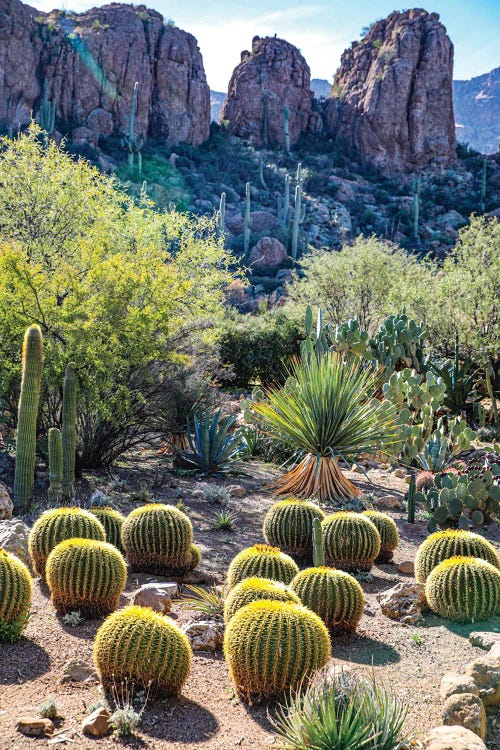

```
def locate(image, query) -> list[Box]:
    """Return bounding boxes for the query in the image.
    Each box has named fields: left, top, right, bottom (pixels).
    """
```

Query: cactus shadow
left=140, top=697, right=219, bottom=742
left=330, top=633, right=401, bottom=666
left=0, top=638, right=51, bottom=683
left=431, top=613, right=500, bottom=638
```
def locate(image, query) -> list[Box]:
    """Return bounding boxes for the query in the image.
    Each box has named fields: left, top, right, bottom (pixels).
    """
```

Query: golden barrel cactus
left=0, top=548, right=32, bottom=641
left=415, top=529, right=499, bottom=584
left=291, top=566, right=364, bottom=634
left=226, top=544, right=299, bottom=590
left=362, top=510, right=399, bottom=563
left=224, top=576, right=301, bottom=623
left=89, top=507, right=125, bottom=550
left=263, top=498, right=325, bottom=559
left=322, top=512, right=381, bottom=572
left=425, top=556, right=500, bottom=623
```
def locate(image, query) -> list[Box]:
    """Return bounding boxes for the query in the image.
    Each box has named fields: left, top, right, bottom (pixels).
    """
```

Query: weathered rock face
left=220, top=35, right=312, bottom=147
left=0, top=0, right=210, bottom=147
left=454, top=67, right=500, bottom=155
left=322, top=9, right=456, bottom=172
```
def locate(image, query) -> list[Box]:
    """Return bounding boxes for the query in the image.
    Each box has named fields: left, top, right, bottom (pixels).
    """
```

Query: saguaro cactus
left=217, top=192, right=226, bottom=237
left=62, top=363, right=77, bottom=502
left=244, top=182, right=251, bottom=256
left=480, top=158, right=487, bottom=213
left=121, top=81, right=144, bottom=173
left=48, top=427, right=63, bottom=505
left=39, top=78, right=56, bottom=135
left=14, top=325, right=44, bottom=513
left=263, top=93, right=269, bottom=147
left=412, top=176, right=420, bottom=240
left=283, top=105, right=290, bottom=154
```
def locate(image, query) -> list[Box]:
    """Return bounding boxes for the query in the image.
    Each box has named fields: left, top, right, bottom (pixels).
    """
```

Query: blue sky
left=34, top=0, right=500, bottom=91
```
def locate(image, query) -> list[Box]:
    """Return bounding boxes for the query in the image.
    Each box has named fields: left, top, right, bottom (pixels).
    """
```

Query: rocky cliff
left=0, top=0, right=210, bottom=147
left=322, top=9, right=456, bottom=172
left=454, top=67, right=500, bottom=155
left=219, top=35, right=312, bottom=147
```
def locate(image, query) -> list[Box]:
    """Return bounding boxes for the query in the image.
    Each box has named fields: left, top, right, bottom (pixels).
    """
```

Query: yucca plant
left=252, top=353, right=398, bottom=501
left=177, top=585, right=225, bottom=617
left=177, top=410, right=245, bottom=475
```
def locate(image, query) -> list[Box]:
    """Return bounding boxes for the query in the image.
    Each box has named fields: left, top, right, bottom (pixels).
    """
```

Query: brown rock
left=220, top=35, right=312, bottom=147
left=442, top=693, right=487, bottom=740
left=133, top=582, right=178, bottom=613
left=322, top=9, right=456, bottom=172
left=397, top=560, right=415, bottom=575
left=248, top=237, right=288, bottom=273
left=60, top=659, right=97, bottom=684
left=0, top=481, right=13, bottom=520
left=440, top=673, right=480, bottom=701
left=0, top=519, right=31, bottom=569
left=82, top=707, right=111, bottom=737
left=377, top=582, right=427, bottom=624
left=0, top=0, right=209, bottom=147
left=372, top=495, right=402, bottom=510
left=423, top=725, right=487, bottom=750
left=469, top=631, right=500, bottom=651
left=16, top=717, right=54, bottom=737
left=466, top=652, right=500, bottom=705
left=183, top=619, right=225, bottom=651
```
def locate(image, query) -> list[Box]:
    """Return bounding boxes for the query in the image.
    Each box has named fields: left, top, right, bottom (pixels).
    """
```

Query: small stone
left=469, top=631, right=500, bottom=651
left=183, top=619, right=225, bottom=651
left=16, top=717, right=54, bottom=737
left=440, top=673, right=480, bottom=701
left=352, top=464, right=364, bottom=474
left=0, top=519, right=31, bottom=570
left=398, top=560, right=414, bottom=575
left=372, top=495, right=402, bottom=510
left=133, top=582, right=178, bottom=613
left=491, top=642, right=500, bottom=659
left=393, top=468, right=406, bottom=478
left=61, top=659, right=97, bottom=684
left=442, top=693, right=487, bottom=740
left=82, top=707, right=111, bottom=737
left=423, top=725, right=487, bottom=750
left=377, top=582, right=427, bottom=624
left=227, top=484, right=246, bottom=499
left=466, top=652, right=500, bottom=705
left=0, top=481, right=13, bottom=520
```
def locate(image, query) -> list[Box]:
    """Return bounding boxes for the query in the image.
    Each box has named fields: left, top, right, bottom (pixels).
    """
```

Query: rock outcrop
left=220, top=35, right=312, bottom=147
left=454, top=67, right=500, bottom=155
left=322, top=9, right=456, bottom=172
left=0, top=0, right=210, bottom=147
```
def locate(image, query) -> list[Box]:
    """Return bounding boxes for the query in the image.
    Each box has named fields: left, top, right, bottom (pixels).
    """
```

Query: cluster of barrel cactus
left=415, top=529, right=499, bottom=584
left=226, top=544, right=299, bottom=589
left=322, top=512, right=381, bottom=572
left=0, top=548, right=32, bottom=641
left=89, top=507, right=125, bottom=550
left=263, top=498, right=325, bottom=559
left=425, top=556, right=500, bottom=623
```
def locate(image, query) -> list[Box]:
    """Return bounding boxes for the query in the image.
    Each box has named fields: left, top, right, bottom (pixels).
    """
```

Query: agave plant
left=177, top=584, right=225, bottom=617
left=177, top=410, right=245, bottom=475
left=252, top=353, right=398, bottom=501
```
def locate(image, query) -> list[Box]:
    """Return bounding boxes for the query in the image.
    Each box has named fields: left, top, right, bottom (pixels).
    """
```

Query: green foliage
left=39, top=697, right=61, bottom=720
left=121, top=503, right=199, bottom=576
left=363, top=511, right=399, bottom=563
left=263, top=498, right=325, bottom=559
left=224, top=577, right=300, bottom=623
left=226, top=544, right=299, bottom=590
left=414, top=529, right=499, bottom=584
left=291, top=567, right=365, bottom=634
left=425, top=556, right=500, bottom=623
left=177, top=410, right=245, bottom=475
left=47, top=427, right=62, bottom=504
left=178, top=584, right=225, bottom=618
left=211, top=506, right=239, bottom=531
left=89, top=507, right=125, bottom=550
left=93, top=605, right=192, bottom=699
left=0, top=548, right=32, bottom=641
left=223, top=600, right=331, bottom=701
left=428, top=342, right=479, bottom=413
left=61, top=363, right=77, bottom=501
left=14, top=325, right=43, bottom=512
left=368, top=311, right=426, bottom=381
left=46, top=538, right=127, bottom=617
left=322, top=512, right=381, bottom=572
left=28, top=507, right=106, bottom=580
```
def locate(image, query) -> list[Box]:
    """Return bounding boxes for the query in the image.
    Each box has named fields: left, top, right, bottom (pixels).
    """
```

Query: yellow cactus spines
left=226, top=544, right=299, bottom=590
left=121, top=504, right=199, bottom=576
left=189, top=543, right=201, bottom=571
left=93, top=605, right=192, bottom=699
left=362, top=510, right=399, bottom=563
left=224, top=599, right=331, bottom=701
left=46, top=538, right=127, bottom=618
left=224, top=577, right=301, bottom=623
left=322, top=512, right=381, bottom=572
left=89, top=507, right=125, bottom=550
left=291, top=566, right=364, bottom=635
left=425, top=556, right=500, bottom=624
left=0, top=548, right=32, bottom=641
left=263, top=498, right=325, bottom=559
left=28, top=507, right=106, bottom=580
left=415, top=529, right=499, bottom=584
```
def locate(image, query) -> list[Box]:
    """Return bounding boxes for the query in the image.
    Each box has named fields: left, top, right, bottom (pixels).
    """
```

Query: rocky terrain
left=454, top=67, right=500, bottom=154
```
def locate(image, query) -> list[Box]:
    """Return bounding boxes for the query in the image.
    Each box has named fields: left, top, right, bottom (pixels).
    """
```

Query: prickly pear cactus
left=368, top=311, right=426, bottom=379
left=331, top=318, right=369, bottom=359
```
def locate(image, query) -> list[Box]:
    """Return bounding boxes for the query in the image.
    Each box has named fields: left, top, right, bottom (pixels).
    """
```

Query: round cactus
left=415, top=529, right=499, bottom=584
left=121, top=504, right=199, bottom=576
left=425, top=556, right=500, bottom=623
left=224, top=577, right=301, bottom=623
left=263, top=498, right=325, bottom=559
left=226, top=544, right=299, bottom=590
left=362, top=510, right=399, bottom=563
left=224, top=599, right=331, bottom=700
left=322, top=512, right=381, bottom=572
left=0, top=548, right=32, bottom=641
left=93, top=605, right=191, bottom=699
left=46, top=538, right=127, bottom=618
left=28, top=507, right=106, bottom=579
left=89, top=507, right=125, bottom=550
left=291, top=566, right=364, bottom=635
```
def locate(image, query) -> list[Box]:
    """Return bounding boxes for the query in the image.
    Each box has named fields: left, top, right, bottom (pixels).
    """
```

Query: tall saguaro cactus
left=62, top=363, right=77, bottom=502
left=14, top=325, right=44, bottom=513
left=283, top=106, right=290, bottom=155
left=244, top=182, right=251, bottom=256
left=48, top=427, right=63, bottom=504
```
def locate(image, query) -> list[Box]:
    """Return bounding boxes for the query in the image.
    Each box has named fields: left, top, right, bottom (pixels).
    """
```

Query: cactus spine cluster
left=291, top=567, right=364, bottom=635
left=415, top=529, right=499, bottom=584
left=226, top=544, right=299, bottom=590
left=14, top=325, right=44, bottom=513
left=48, top=427, right=63, bottom=504
left=224, top=577, right=301, bottom=623
left=89, top=507, right=125, bottom=550
left=0, top=549, right=32, bottom=641
left=362, top=510, right=399, bottom=563
left=61, top=363, right=77, bottom=502
left=425, top=556, right=500, bottom=624
left=121, top=504, right=200, bottom=576
left=28, top=507, right=106, bottom=579
left=223, top=600, right=331, bottom=701
left=46, top=538, right=127, bottom=617
left=93, top=605, right=192, bottom=699
left=263, top=498, right=325, bottom=559
left=322, top=512, right=381, bottom=572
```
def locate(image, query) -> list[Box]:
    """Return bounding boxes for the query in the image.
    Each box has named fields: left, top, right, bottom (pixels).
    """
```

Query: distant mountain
left=311, top=78, right=332, bottom=99
left=453, top=67, right=500, bottom=154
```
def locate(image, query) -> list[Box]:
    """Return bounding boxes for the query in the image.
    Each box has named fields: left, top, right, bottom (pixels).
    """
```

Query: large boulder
left=248, top=237, right=288, bottom=274
left=442, top=693, right=487, bottom=740
left=220, top=35, right=312, bottom=147
left=466, top=652, right=500, bottom=706
left=322, top=9, right=456, bottom=172
left=0, top=481, right=13, bottom=520
left=423, top=725, right=487, bottom=750
left=0, top=518, right=31, bottom=569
